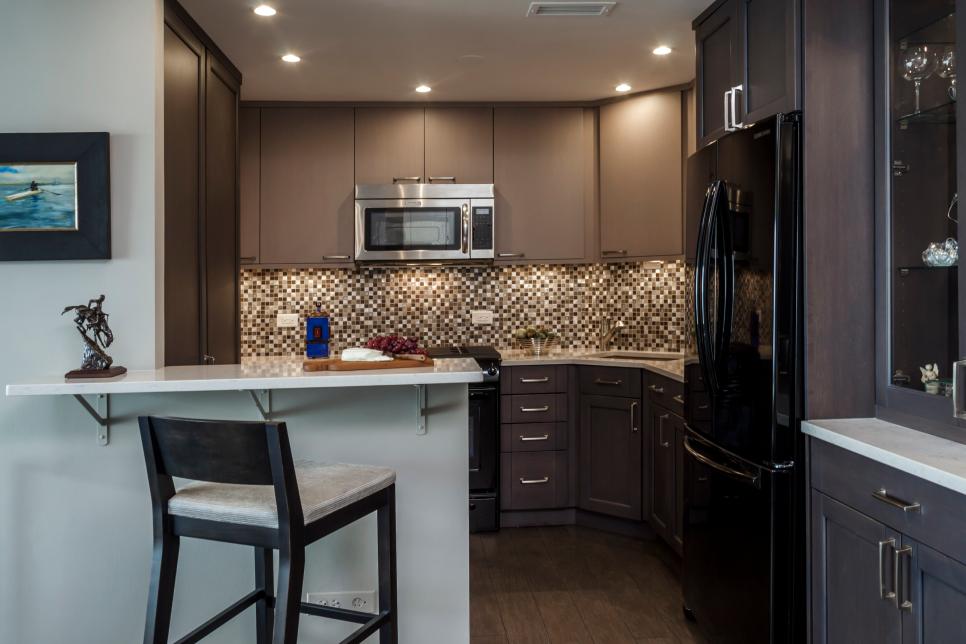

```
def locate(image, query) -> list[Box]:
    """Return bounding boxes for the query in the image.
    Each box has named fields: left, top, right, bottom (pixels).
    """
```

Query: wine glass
left=939, top=47, right=956, bottom=101
left=901, top=45, right=938, bottom=113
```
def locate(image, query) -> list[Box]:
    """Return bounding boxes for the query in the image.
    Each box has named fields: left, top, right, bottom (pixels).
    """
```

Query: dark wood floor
left=470, top=525, right=707, bottom=644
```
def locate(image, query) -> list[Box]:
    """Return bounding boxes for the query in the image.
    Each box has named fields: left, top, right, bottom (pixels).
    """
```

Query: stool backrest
left=138, top=416, right=304, bottom=528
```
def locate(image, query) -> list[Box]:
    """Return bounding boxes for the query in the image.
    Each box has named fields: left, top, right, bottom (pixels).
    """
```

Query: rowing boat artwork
left=0, top=162, right=78, bottom=230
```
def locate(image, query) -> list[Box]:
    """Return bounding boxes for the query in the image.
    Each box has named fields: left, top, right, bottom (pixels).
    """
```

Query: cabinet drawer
left=503, top=365, right=567, bottom=395
left=579, top=366, right=641, bottom=398
left=500, top=451, right=569, bottom=510
left=501, top=422, right=567, bottom=452
left=811, top=439, right=966, bottom=565
left=647, top=374, right=684, bottom=416
left=501, top=393, right=567, bottom=424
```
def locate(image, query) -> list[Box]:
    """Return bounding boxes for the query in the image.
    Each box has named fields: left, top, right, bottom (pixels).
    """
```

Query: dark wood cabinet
left=648, top=404, right=674, bottom=539
left=906, top=540, right=966, bottom=643
left=163, top=2, right=241, bottom=366
left=672, top=416, right=685, bottom=552
left=693, top=0, right=800, bottom=149
left=578, top=394, right=642, bottom=520
left=810, top=491, right=903, bottom=644
left=239, top=107, right=260, bottom=265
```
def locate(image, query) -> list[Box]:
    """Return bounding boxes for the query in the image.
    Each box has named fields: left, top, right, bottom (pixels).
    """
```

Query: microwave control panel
left=471, top=199, right=494, bottom=258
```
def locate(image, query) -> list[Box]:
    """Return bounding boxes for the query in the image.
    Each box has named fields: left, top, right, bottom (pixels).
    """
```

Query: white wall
left=0, top=1, right=165, bottom=642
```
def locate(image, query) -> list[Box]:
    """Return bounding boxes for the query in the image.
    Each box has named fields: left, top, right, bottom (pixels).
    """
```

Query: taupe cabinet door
left=239, top=107, right=260, bottom=264
left=494, top=107, right=591, bottom=262
left=355, top=107, right=424, bottom=184
left=425, top=107, right=493, bottom=184
left=260, top=108, right=355, bottom=265
left=600, top=90, right=683, bottom=260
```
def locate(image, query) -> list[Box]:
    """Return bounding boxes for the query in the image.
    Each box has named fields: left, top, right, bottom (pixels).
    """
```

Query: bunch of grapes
left=365, top=335, right=428, bottom=356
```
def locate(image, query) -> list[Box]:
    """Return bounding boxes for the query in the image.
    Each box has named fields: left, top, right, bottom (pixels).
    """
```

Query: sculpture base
left=65, top=366, right=127, bottom=380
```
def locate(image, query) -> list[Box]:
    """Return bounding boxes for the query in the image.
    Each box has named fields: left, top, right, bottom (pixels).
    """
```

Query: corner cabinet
left=577, top=393, right=643, bottom=520
left=810, top=440, right=966, bottom=643
left=694, top=0, right=800, bottom=149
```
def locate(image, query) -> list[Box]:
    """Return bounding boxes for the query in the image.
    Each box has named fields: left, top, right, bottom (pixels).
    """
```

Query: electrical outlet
left=305, top=591, right=377, bottom=614
left=276, top=313, right=299, bottom=328
left=471, top=310, right=494, bottom=325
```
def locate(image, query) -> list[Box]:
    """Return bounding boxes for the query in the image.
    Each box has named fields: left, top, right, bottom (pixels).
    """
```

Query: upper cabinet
left=260, top=107, right=355, bottom=265
left=599, top=89, right=683, bottom=260
left=239, top=107, right=260, bottom=265
left=694, top=0, right=800, bottom=149
left=425, top=107, right=493, bottom=184
left=355, top=107, right=425, bottom=184
left=494, top=107, right=595, bottom=262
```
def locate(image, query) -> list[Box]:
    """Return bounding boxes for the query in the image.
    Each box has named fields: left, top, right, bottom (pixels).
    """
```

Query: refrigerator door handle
left=684, top=435, right=760, bottom=487
left=694, top=181, right=720, bottom=397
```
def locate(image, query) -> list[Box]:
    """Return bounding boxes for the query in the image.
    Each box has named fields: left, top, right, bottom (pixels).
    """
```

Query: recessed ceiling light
left=281, top=53, right=301, bottom=63
left=653, top=45, right=672, bottom=56
left=415, top=85, right=432, bottom=94
left=615, top=83, right=632, bottom=92
left=253, top=4, right=276, bottom=16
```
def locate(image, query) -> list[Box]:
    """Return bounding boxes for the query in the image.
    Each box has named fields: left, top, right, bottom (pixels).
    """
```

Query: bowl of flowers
left=513, top=326, right=558, bottom=356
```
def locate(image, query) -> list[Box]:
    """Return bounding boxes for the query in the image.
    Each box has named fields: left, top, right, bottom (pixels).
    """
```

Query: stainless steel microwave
left=354, top=184, right=495, bottom=262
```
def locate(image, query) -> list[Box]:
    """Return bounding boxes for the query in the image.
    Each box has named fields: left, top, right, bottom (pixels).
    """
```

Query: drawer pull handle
left=498, top=252, right=525, bottom=258
left=595, top=378, right=623, bottom=386
left=520, top=377, right=550, bottom=383
left=322, top=255, right=351, bottom=260
left=520, top=434, right=550, bottom=442
left=872, top=489, right=921, bottom=513
left=672, top=394, right=685, bottom=404
left=519, top=476, right=550, bottom=485
left=520, top=405, right=550, bottom=413
left=698, top=404, right=710, bottom=410
left=878, top=539, right=897, bottom=601
left=240, top=256, right=257, bottom=262
left=659, top=413, right=670, bottom=447
left=602, top=249, right=628, bottom=256
left=649, top=385, right=665, bottom=394
left=895, top=545, right=913, bottom=610
left=630, top=401, right=639, bottom=433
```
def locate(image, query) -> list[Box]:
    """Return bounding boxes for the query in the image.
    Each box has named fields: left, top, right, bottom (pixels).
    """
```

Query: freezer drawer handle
left=520, top=377, right=550, bottom=384
left=683, top=436, right=760, bottom=486
left=520, top=434, right=550, bottom=442
left=520, top=405, right=550, bottom=413
left=878, top=539, right=897, bottom=601
left=519, top=476, right=550, bottom=485
left=872, top=489, right=921, bottom=513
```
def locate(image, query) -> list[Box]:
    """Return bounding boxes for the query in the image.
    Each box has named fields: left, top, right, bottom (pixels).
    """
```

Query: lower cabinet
left=648, top=403, right=685, bottom=555
left=577, top=394, right=643, bottom=520
left=810, top=440, right=966, bottom=643
left=500, top=451, right=569, bottom=511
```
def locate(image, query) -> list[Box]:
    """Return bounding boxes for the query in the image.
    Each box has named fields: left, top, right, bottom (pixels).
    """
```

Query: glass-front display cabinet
left=882, top=0, right=966, bottom=429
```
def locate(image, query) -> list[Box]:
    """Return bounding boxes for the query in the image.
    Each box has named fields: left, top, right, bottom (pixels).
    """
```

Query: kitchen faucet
left=599, top=318, right=625, bottom=350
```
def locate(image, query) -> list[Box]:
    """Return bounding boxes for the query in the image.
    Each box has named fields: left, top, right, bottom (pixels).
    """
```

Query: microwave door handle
left=462, top=203, right=470, bottom=254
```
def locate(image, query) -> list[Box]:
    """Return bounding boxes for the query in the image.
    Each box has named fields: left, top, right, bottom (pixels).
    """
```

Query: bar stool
left=137, top=416, right=398, bottom=644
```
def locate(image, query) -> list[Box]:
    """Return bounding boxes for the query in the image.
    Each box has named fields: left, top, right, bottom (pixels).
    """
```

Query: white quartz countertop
left=498, top=348, right=690, bottom=382
left=803, top=418, right=966, bottom=496
left=5, top=356, right=483, bottom=397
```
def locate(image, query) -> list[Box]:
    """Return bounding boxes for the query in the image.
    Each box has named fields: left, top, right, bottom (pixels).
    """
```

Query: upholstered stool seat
left=138, top=416, right=398, bottom=644
left=169, top=462, right=396, bottom=528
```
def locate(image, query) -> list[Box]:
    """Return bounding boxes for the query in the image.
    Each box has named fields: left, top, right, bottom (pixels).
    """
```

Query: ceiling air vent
left=526, top=2, right=617, bottom=17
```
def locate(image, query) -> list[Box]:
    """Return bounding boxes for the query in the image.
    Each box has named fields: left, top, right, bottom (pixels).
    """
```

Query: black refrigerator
left=682, top=112, right=805, bottom=644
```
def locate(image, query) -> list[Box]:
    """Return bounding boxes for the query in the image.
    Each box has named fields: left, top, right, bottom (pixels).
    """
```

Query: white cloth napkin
left=340, top=348, right=392, bottom=362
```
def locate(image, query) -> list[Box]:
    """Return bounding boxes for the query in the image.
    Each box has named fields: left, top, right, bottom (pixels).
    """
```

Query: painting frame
left=0, top=133, right=110, bottom=260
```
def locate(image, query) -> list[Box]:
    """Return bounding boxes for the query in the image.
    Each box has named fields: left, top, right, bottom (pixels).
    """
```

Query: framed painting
left=0, top=132, right=110, bottom=260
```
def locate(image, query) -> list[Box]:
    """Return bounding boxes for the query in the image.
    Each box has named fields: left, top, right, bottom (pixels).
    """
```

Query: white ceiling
left=179, top=0, right=707, bottom=102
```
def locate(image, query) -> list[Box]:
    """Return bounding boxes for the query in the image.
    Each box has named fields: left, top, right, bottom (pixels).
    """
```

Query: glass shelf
left=897, top=100, right=956, bottom=126
left=897, top=265, right=958, bottom=275
left=897, top=9, right=954, bottom=46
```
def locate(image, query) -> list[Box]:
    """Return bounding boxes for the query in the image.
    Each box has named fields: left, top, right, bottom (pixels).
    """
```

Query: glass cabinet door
left=889, top=0, right=959, bottom=405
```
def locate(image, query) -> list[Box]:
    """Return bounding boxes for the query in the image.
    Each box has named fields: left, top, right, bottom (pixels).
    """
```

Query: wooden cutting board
left=303, top=356, right=434, bottom=372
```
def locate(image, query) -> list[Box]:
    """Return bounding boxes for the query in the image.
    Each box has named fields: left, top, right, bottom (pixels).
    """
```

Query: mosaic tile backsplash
left=240, top=261, right=688, bottom=358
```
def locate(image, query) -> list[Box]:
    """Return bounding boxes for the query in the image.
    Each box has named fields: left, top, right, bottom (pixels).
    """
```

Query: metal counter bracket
left=248, top=390, right=273, bottom=421
left=73, top=394, right=110, bottom=446
left=415, top=384, right=427, bottom=435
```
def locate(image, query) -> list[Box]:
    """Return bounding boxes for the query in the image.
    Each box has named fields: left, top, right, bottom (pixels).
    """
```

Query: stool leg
left=255, top=547, right=274, bottom=644
left=144, top=532, right=180, bottom=644
left=273, top=544, right=304, bottom=644
left=378, top=485, right=398, bottom=643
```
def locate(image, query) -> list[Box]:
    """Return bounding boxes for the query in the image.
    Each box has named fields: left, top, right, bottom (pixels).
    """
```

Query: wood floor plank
left=571, top=589, right=637, bottom=644
left=532, top=590, right=594, bottom=643
left=496, top=591, right=551, bottom=643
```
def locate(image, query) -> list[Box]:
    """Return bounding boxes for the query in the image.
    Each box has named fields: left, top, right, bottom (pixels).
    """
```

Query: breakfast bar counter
left=4, top=357, right=479, bottom=643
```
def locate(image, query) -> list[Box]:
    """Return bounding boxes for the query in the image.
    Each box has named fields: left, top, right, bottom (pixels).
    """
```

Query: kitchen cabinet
left=163, top=2, right=241, bottom=366
left=259, top=107, right=355, bottom=265
left=599, top=90, right=683, bottom=260
left=354, top=107, right=425, bottom=185
left=239, top=107, right=260, bottom=264
left=578, top=394, right=642, bottom=520
left=810, top=439, right=966, bottom=643
left=693, top=0, right=800, bottom=149
left=494, top=107, right=595, bottom=262
left=646, top=373, right=685, bottom=555
left=425, top=107, right=493, bottom=184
